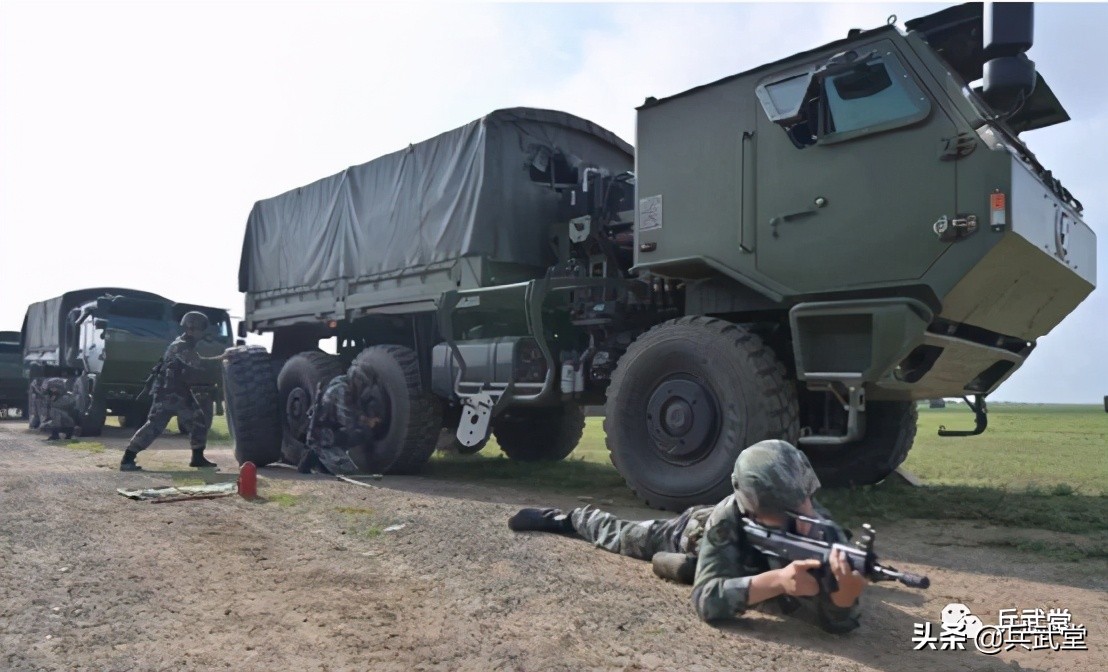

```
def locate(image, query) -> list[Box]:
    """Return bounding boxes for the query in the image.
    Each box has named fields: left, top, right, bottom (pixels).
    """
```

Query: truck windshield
left=821, top=54, right=928, bottom=135
left=104, top=316, right=178, bottom=340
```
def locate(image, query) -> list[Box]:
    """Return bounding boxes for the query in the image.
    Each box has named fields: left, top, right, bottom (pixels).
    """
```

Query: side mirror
left=982, top=3, right=1037, bottom=111
left=236, top=339, right=246, bottom=346
left=93, top=319, right=108, bottom=330
left=236, top=321, right=247, bottom=339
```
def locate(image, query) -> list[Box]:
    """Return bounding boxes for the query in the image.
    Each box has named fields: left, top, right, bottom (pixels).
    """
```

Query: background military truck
left=225, top=3, right=1094, bottom=510
left=0, top=331, right=27, bottom=417
left=21, top=288, right=233, bottom=436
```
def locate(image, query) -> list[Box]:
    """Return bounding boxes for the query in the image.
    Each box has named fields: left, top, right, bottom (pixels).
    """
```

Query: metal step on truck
left=21, top=289, right=233, bottom=436
left=223, top=3, right=1094, bottom=510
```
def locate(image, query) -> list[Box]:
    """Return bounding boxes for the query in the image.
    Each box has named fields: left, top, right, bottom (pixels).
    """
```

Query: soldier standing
left=120, top=312, right=215, bottom=471
left=40, top=378, right=78, bottom=440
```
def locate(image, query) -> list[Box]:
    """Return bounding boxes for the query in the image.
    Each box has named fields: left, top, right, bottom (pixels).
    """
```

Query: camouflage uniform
left=127, top=335, right=210, bottom=453
left=691, top=494, right=860, bottom=633
left=692, top=440, right=861, bottom=633
left=121, top=312, right=215, bottom=471
left=508, top=440, right=862, bottom=634
left=28, top=378, right=49, bottom=428
left=40, top=378, right=78, bottom=440
left=299, top=369, right=385, bottom=475
left=566, top=504, right=713, bottom=559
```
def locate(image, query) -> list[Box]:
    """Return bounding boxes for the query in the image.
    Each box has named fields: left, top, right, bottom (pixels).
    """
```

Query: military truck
left=21, top=289, right=233, bottom=435
left=0, top=331, right=27, bottom=417
left=224, top=3, right=1095, bottom=510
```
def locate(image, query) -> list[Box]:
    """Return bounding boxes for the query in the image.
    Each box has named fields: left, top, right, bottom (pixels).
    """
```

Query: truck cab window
left=822, top=55, right=927, bottom=135
left=759, top=48, right=929, bottom=146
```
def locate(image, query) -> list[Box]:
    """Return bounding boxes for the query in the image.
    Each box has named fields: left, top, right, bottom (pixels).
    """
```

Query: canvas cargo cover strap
left=238, top=107, right=634, bottom=295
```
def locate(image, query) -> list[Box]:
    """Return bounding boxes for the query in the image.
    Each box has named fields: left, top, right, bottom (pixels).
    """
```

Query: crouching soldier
left=40, top=378, right=78, bottom=440
left=507, top=440, right=865, bottom=633
left=298, top=366, right=383, bottom=475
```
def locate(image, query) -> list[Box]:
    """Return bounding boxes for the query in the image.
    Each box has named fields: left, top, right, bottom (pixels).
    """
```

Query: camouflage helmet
left=180, top=311, right=209, bottom=333
left=731, top=439, right=820, bottom=515
left=45, top=378, right=68, bottom=395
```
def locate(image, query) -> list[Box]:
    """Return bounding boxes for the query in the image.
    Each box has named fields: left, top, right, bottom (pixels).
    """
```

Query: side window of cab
left=756, top=43, right=931, bottom=147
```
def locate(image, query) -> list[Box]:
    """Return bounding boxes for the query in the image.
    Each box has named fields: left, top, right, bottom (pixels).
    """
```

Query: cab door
left=754, top=40, right=958, bottom=293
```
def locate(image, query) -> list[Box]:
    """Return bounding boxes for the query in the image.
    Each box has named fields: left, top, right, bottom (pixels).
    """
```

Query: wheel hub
left=646, top=378, right=718, bottom=462
left=286, top=387, right=311, bottom=437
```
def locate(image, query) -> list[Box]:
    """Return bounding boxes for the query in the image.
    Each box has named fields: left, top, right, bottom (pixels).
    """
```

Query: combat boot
left=120, top=449, right=142, bottom=472
left=46, top=430, right=60, bottom=441
left=507, top=507, right=575, bottom=534
left=189, top=449, right=217, bottom=468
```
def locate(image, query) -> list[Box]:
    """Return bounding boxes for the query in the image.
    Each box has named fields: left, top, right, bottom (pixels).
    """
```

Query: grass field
left=207, top=403, right=1107, bottom=558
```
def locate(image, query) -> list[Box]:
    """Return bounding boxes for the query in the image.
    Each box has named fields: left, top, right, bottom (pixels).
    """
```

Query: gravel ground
left=1, top=420, right=1104, bottom=672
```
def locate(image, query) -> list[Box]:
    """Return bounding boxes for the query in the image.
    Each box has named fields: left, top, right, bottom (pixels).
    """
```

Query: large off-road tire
left=28, top=382, right=42, bottom=429
left=348, top=345, right=441, bottom=474
left=222, top=345, right=282, bottom=466
left=75, top=376, right=106, bottom=437
left=802, top=401, right=918, bottom=488
left=493, top=404, right=585, bottom=462
left=277, top=352, right=344, bottom=465
left=604, top=316, right=799, bottom=511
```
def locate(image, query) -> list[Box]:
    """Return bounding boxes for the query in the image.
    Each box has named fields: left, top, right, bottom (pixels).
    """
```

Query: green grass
left=428, top=410, right=1107, bottom=559
left=907, top=404, right=1107, bottom=495
left=171, top=475, right=207, bottom=487
left=105, top=414, right=232, bottom=443
left=334, top=506, right=383, bottom=539
left=63, top=440, right=105, bottom=454
left=266, top=492, right=301, bottom=508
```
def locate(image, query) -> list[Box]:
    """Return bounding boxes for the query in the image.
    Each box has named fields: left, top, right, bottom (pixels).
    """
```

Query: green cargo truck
left=21, top=288, right=232, bottom=435
left=224, top=4, right=1094, bottom=509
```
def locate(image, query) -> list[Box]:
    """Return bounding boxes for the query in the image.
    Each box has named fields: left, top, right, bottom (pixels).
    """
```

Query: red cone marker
left=238, top=461, right=257, bottom=500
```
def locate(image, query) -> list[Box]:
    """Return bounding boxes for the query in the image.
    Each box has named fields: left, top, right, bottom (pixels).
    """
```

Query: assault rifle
left=740, top=515, right=930, bottom=591
left=651, top=514, right=930, bottom=591
left=137, top=358, right=165, bottom=400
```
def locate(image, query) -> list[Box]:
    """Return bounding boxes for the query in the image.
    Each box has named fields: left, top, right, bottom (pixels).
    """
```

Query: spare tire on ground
left=222, top=346, right=282, bottom=466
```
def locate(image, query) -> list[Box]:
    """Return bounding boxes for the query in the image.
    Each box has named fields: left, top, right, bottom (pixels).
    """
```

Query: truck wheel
left=74, top=375, right=106, bottom=437
left=604, top=317, right=799, bottom=511
left=802, top=401, right=918, bottom=488
left=222, top=345, right=282, bottom=466
left=277, top=352, right=344, bottom=465
left=349, top=345, right=442, bottom=474
left=493, top=404, right=585, bottom=461
left=28, top=382, right=42, bottom=429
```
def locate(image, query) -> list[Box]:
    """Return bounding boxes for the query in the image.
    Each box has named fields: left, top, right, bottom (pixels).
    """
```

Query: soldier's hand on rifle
left=776, top=558, right=821, bottom=598
left=828, top=548, right=866, bottom=607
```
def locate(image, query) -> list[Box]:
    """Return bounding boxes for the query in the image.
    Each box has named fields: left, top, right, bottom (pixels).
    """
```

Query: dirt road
left=1, top=421, right=1103, bottom=671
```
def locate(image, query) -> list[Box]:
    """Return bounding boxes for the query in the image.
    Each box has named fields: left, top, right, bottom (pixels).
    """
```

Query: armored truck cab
left=228, top=3, right=1094, bottom=510
left=22, top=289, right=231, bottom=435
left=0, top=331, right=25, bottom=416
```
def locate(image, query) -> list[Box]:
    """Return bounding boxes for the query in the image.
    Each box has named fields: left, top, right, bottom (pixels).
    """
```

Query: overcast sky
left=1, top=1, right=1104, bottom=403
